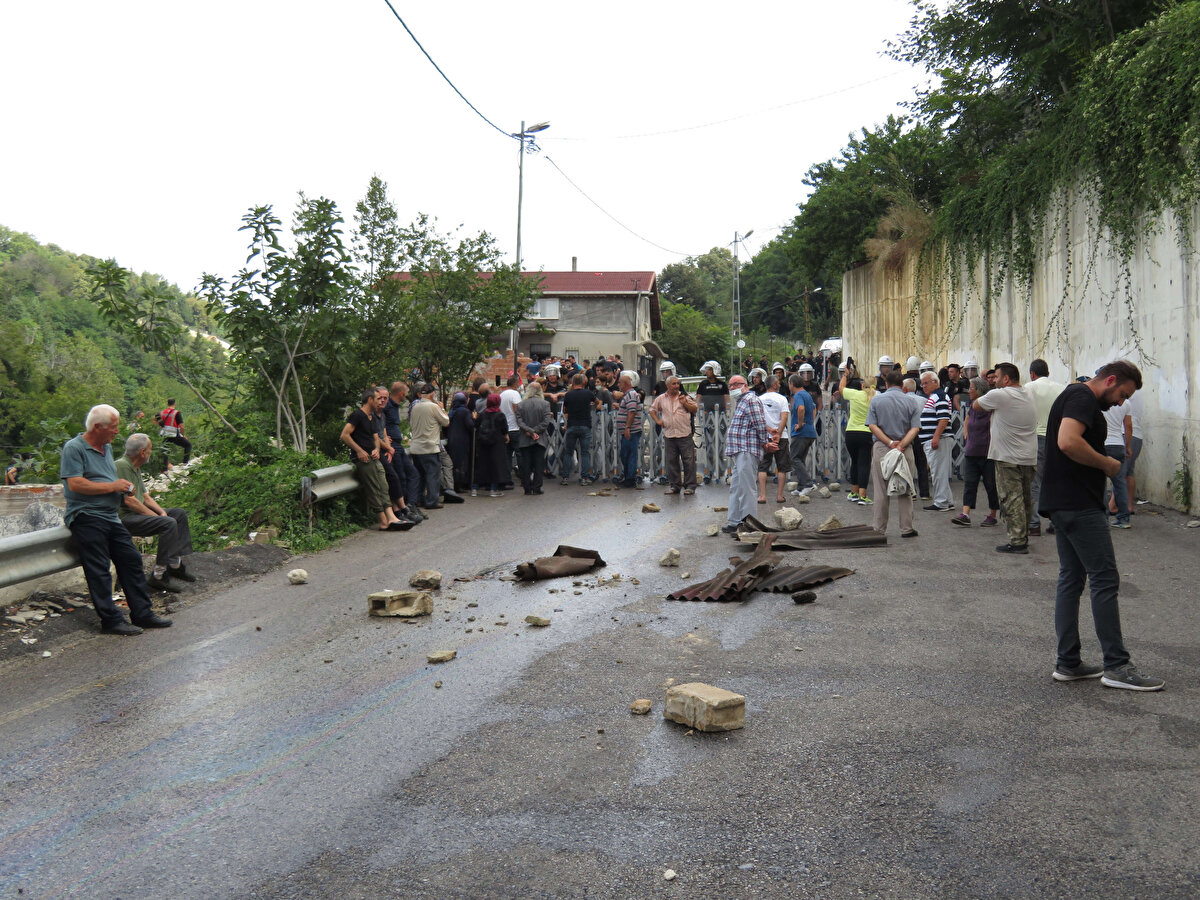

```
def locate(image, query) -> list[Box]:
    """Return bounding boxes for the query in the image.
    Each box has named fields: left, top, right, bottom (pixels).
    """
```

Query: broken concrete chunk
left=408, top=570, right=443, bottom=590
left=1188, top=520, right=1200, bottom=528
left=525, top=615, right=551, bottom=627
left=427, top=649, right=456, bottom=664
left=829, top=481, right=842, bottom=491
left=816, top=486, right=832, bottom=499
left=368, top=590, right=434, bottom=618
left=287, top=568, right=309, bottom=585
left=817, top=515, right=843, bottom=532
left=705, top=523, right=720, bottom=536
left=774, top=507, right=803, bottom=530
left=630, top=699, right=652, bottom=715
left=659, top=548, right=681, bottom=567
left=642, top=503, right=661, bottom=513
left=664, top=682, right=746, bottom=732
left=796, top=493, right=811, bottom=504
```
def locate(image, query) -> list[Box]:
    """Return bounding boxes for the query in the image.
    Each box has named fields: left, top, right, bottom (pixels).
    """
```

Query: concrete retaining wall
left=842, top=195, right=1200, bottom=511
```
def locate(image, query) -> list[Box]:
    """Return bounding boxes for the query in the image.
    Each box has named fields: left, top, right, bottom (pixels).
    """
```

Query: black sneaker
left=900, top=529, right=919, bottom=538
left=995, top=543, right=1028, bottom=554
left=1052, top=662, right=1103, bottom=682
left=132, top=613, right=173, bottom=629
left=103, top=621, right=144, bottom=636
left=1101, top=663, right=1165, bottom=691
left=146, top=573, right=182, bottom=593
left=720, top=523, right=740, bottom=534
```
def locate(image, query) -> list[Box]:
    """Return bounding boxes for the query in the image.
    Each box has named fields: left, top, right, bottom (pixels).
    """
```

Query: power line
left=379, top=0, right=516, bottom=143
left=541, top=156, right=691, bottom=257
left=545, top=72, right=906, bottom=141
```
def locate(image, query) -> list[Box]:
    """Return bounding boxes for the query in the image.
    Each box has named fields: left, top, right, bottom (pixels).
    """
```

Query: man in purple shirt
left=722, top=375, right=777, bottom=533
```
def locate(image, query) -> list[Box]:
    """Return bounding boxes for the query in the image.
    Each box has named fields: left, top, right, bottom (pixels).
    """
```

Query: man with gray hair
left=918, top=371, right=954, bottom=511
left=60, top=405, right=173, bottom=635
left=116, top=433, right=197, bottom=592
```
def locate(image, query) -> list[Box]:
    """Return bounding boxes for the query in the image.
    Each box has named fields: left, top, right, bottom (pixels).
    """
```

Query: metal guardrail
left=0, top=526, right=80, bottom=591
left=300, top=464, right=360, bottom=507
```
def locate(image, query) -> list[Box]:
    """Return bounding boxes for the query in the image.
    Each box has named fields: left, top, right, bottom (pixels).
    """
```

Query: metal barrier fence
left=0, top=526, right=80, bottom=591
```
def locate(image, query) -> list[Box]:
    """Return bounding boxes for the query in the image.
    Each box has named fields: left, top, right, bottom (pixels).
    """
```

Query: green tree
left=659, top=247, right=735, bottom=318
left=652, top=300, right=730, bottom=374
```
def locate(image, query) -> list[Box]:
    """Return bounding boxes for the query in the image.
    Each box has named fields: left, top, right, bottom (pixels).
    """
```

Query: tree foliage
left=658, top=247, right=735, bottom=318
left=652, top=300, right=729, bottom=374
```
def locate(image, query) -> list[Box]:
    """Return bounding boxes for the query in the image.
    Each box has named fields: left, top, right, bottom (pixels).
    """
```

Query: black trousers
left=520, top=444, right=546, bottom=493
left=121, top=509, right=193, bottom=567
left=68, top=514, right=154, bottom=628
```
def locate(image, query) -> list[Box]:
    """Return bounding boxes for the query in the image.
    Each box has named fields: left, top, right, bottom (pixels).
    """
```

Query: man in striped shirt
left=722, top=375, right=777, bottom=533
left=615, top=371, right=644, bottom=488
left=919, top=371, right=954, bottom=511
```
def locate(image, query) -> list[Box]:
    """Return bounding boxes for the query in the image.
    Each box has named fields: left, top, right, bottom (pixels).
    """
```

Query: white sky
left=0, top=1, right=924, bottom=292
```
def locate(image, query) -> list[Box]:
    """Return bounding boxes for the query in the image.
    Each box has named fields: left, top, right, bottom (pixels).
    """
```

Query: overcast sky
left=1, top=1, right=925, bottom=292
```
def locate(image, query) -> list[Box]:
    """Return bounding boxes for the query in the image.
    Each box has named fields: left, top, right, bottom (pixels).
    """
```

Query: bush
left=159, top=426, right=361, bottom=553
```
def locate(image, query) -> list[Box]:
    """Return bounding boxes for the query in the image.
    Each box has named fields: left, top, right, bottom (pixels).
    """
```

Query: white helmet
left=878, top=355, right=895, bottom=368
left=748, top=367, right=767, bottom=381
left=701, top=360, right=722, bottom=377
left=919, top=360, right=935, bottom=373
left=543, top=364, right=560, bottom=376
left=798, top=362, right=814, bottom=374
left=771, top=361, right=785, bottom=373
left=905, top=356, right=920, bottom=372
left=659, top=360, right=676, bottom=374
left=838, top=361, right=847, bottom=373
left=964, top=359, right=978, bottom=370
left=963, top=359, right=979, bottom=377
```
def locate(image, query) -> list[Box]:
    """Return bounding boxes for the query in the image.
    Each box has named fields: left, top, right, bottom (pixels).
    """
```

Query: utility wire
left=379, top=0, right=517, bottom=142
left=546, top=72, right=905, bottom=141
left=541, top=156, right=690, bottom=257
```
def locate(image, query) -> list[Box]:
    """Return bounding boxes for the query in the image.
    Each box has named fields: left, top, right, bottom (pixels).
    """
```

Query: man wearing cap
left=722, top=375, right=776, bottom=533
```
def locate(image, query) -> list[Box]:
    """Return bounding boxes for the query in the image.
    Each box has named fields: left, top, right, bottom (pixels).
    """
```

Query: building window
left=527, top=297, right=559, bottom=319
left=529, top=342, right=552, bottom=358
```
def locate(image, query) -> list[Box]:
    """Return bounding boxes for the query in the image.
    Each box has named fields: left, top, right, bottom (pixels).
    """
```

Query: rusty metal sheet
left=752, top=565, right=855, bottom=593
left=514, top=545, right=607, bottom=581
left=667, top=535, right=781, bottom=602
left=737, top=522, right=887, bottom=549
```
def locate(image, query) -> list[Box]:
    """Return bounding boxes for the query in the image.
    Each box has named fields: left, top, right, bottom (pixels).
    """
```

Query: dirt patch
left=0, top=543, right=290, bottom=661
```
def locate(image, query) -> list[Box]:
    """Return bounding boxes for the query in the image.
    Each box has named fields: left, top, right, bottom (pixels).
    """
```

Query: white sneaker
left=799, top=486, right=815, bottom=496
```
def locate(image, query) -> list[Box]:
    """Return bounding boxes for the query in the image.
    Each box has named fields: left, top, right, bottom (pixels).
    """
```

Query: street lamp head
left=743, top=229, right=754, bottom=240
left=526, top=122, right=550, bottom=134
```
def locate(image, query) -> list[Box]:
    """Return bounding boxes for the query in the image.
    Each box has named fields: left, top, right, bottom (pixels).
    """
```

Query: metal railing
left=299, top=464, right=360, bottom=507
left=0, top=526, right=80, bottom=591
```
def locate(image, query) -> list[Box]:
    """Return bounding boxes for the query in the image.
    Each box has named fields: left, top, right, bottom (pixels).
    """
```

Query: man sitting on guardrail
left=340, top=389, right=414, bottom=531
left=60, top=405, right=173, bottom=636
left=116, top=432, right=197, bottom=593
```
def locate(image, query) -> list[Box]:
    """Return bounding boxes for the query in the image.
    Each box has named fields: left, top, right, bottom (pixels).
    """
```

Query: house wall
left=518, top=296, right=640, bottom=362
left=842, top=196, right=1200, bottom=511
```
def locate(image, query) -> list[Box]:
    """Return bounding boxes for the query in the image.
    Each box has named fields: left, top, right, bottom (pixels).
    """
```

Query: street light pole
left=731, top=229, right=753, bottom=374
left=511, top=120, right=550, bottom=379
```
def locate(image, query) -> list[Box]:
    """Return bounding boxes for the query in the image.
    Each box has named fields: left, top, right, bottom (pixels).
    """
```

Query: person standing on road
left=757, top=375, right=791, bottom=504
left=514, top=381, right=552, bottom=495
left=866, top=370, right=921, bottom=538
left=787, top=373, right=818, bottom=497
left=974, top=362, right=1038, bottom=554
left=1102, top=396, right=1134, bottom=529
left=952, top=377, right=1000, bottom=528
left=408, top=384, right=450, bottom=510
left=722, top=375, right=776, bottom=533
left=918, top=371, right=954, bottom=511
left=560, top=373, right=600, bottom=486
left=60, top=405, right=173, bottom=635
left=614, top=370, right=644, bottom=488
left=1040, top=360, right=1163, bottom=691
left=834, top=360, right=874, bottom=506
left=649, top=376, right=698, bottom=495
left=1026, top=359, right=1065, bottom=536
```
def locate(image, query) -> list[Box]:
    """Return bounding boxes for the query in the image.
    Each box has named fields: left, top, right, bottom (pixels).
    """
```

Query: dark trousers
left=911, top=437, right=930, bottom=497
left=1051, top=507, right=1130, bottom=670
left=506, top=431, right=520, bottom=484
left=411, top=452, right=442, bottom=507
left=844, top=430, right=873, bottom=490
left=68, top=514, right=154, bottom=629
left=382, top=452, right=405, bottom=505
left=165, top=434, right=192, bottom=463
left=619, top=432, right=641, bottom=484
left=664, top=436, right=696, bottom=489
left=520, top=443, right=546, bottom=493
left=961, top=455, right=999, bottom=511
left=121, top=509, right=193, bottom=568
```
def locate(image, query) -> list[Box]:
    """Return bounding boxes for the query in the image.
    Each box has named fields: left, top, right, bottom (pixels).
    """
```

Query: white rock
left=41, top=650, right=52, bottom=658
left=287, top=568, right=309, bottom=585
left=784, top=481, right=798, bottom=493
left=705, top=523, right=720, bottom=536
left=829, top=481, right=842, bottom=491
left=818, top=514, right=843, bottom=532
left=796, top=493, right=811, bottom=504
left=1188, top=520, right=1200, bottom=528
left=664, top=870, right=677, bottom=881
left=774, top=508, right=803, bottom=530
left=659, top=548, right=681, bottom=567
left=817, top=486, right=832, bottom=499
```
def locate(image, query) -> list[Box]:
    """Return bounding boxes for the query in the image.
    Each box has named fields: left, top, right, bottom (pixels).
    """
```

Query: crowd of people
left=55, top=346, right=1165, bottom=692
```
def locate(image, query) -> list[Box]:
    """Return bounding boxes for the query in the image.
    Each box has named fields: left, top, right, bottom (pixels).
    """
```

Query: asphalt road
left=2, top=482, right=1197, bottom=899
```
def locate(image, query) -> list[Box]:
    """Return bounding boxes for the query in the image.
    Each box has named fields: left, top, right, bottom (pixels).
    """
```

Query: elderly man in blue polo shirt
left=60, top=405, right=173, bottom=635
left=866, top=370, right=922, bottom=538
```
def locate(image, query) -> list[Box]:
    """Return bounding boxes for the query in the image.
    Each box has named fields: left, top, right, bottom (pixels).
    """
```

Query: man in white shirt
left=975, top=362, right=1038, bottom=553
left=499, top=374, right=523, bottom=488
left=1102, top=397, right=1133, bottom=528
left=757, top=375, right=791, bottom=504
left=1026, top=359, right=1065, bottom=535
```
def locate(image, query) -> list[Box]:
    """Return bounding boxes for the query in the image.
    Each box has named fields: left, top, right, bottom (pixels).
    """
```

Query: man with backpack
left=156, top=399, right=191, bottom=465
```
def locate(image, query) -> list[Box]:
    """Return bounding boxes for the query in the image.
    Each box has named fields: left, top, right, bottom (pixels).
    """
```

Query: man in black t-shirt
left=696, top=362, right=729, bottom=413
left=560, top=374, right=600, bottom=485
left=1041, top=360, right=1162, bottom=691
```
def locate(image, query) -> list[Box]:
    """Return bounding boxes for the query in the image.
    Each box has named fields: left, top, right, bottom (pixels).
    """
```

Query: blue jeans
left=620, top=432, right=641, bottom=484
left=68, top=514, right=154, bottom=629
left=561, top=425, right=592, bottom=481
left=1104, top=446, right=1129, bottom=523
left=411, top=452, right=442, bottom=507
left=1050, top=507, right=1130, bottom=670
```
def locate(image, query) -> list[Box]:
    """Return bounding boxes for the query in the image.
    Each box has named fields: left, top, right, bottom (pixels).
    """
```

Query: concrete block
left=525, top=615, right=551, bottom=627
left=427, top=649, right=456, bottom=663
left=408, top=569, right=442, bottom=590
left=629, top=699, right=652, bottom=715
left=368, top=590, right=433, bottom=617
left=664, top=682, right=746, bottom=732
left=817, top=515, right=843, bottom=532
left=659, top=548, right=681, bottom=567
left=774, top=508, right=803, bottom=530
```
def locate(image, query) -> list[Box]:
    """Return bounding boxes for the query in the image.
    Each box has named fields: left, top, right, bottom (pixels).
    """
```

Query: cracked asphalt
left=1, top=483, right=1197, bottom=899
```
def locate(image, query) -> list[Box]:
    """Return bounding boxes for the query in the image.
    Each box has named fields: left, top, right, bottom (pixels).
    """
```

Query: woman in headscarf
left=475, top=393, right=510, bottom=497
left=447, top=391, right=475, bottom=493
